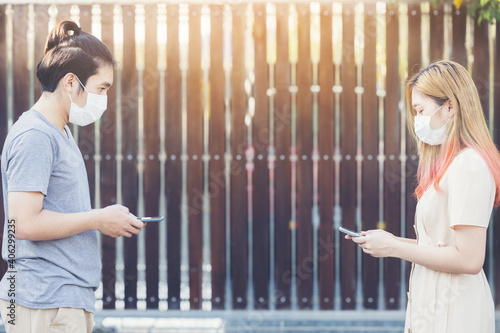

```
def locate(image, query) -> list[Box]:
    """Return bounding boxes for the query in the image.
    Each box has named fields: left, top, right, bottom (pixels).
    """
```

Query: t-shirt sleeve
left=5, top=129, right=55, bottom=196
left=448, top=151, right=495, bottom=229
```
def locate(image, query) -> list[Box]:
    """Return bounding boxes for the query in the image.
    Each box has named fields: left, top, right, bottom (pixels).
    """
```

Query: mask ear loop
left=429, top=103, right=445, bottom=118
left=434, top=103, right=452, bottom=131
left=67, top=75, right=86, bottom=105
left=73, top=75, right=87, bottom=92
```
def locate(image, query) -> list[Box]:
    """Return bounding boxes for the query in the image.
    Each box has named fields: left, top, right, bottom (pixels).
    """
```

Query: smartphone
left=339, top=226, right=362, bottom=237
left=138, top=217, right=164, bottom=222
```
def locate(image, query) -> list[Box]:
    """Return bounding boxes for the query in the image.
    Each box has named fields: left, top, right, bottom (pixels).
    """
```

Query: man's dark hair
left=36, top=20, right=115, bottom=93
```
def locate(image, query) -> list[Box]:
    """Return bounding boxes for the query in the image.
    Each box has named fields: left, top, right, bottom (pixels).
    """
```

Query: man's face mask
left=67, top=76, right=107, bottom=127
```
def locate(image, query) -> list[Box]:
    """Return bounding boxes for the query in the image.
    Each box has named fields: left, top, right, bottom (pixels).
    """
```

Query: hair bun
left=44, top=20, right=81, bottom=54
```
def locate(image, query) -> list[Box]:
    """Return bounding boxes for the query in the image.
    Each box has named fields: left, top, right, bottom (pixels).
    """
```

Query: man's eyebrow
left=99, top=82, right=112, bottom=87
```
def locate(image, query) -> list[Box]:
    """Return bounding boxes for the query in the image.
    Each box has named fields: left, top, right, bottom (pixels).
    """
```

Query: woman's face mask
left=414, top=103, right=448, bottom=146
left=67, top=75, right=107, bottom=127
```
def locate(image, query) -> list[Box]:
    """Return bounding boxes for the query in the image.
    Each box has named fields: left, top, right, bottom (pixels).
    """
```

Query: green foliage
left=470, top=0, right=500, bottom=24
left=432, top=0, right=500, bottom=25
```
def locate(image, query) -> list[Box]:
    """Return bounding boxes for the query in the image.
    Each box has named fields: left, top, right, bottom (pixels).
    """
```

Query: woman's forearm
left=354, top=228, right=486, bottom=275
left=392, top=240, right=482, bottom=275
left=396, top=236, right=417, bottom=245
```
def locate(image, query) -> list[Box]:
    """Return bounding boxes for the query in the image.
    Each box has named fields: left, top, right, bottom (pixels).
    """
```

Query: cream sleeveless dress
left=405, top=148, right=496, bottom=333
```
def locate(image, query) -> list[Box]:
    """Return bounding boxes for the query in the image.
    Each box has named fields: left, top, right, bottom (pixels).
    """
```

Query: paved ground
left=2, top=310, right=500, bottom=332
left=92, top=310, right=407, bottom=333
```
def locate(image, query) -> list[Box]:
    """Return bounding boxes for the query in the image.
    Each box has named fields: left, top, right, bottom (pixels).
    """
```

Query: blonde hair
left=406, top=60, right=500, bottom=206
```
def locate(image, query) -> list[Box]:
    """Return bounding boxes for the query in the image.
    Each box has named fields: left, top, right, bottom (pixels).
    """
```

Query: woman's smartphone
left=339, top=226, right=362, bottom=237
left=138, top=217, right=164, bottom=222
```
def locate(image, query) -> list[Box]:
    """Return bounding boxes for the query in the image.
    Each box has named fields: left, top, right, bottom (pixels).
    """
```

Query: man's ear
left=61, top=73, right=76, bottom=93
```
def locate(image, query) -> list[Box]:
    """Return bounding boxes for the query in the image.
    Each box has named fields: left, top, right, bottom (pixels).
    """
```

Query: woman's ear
left=446, top=100, right=454, bottom=118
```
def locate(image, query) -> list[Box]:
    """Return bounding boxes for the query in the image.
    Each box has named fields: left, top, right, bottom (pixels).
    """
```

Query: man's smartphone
left=339, top=226, right=362, bottom=237
left=138, top=217, right=164, bottom=222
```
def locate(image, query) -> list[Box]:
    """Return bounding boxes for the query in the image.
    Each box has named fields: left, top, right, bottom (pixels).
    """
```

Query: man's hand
left=96, top=204, right=145, bottom=238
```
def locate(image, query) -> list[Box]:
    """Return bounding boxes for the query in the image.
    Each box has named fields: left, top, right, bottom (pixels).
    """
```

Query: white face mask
left=414, top=103, right=448, bottom=146
left=68, top=76, right=107, bottom=127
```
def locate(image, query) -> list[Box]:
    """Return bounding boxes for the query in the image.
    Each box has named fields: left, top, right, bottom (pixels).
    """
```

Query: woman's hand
left=347, top=229, right=398, bottom=258
left=345, top=226, right=486, bottom=274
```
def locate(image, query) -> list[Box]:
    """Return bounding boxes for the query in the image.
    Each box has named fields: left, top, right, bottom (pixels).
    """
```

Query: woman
left=0, top=20, right=145, bottom=333
left=348, top=60, right=500, bottom=332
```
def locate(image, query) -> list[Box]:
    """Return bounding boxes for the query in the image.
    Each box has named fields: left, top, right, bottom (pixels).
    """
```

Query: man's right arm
left=8, top=191, right=144, bottom=241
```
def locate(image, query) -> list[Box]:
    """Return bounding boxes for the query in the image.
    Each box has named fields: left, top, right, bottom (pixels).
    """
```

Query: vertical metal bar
left=0, top=5, right=8, bottom=144
left=93, top=4, right=103, bottom=227
left=91, top=4, right=104, bottom=310
left=229, top=4, right=248, bottom=309
left=6, top=4, right=13, bottom=131
left=100, top=4, right=118, bottom=311
left=354, top=2, right=364, bottom=310
left=398, top=2, right=409, bottom=310
left=27, top=4, right=35, bottom=107
left=244, top=4, right=255, bottom=310
left=185, top=4, right=204, bottom=310
left=157, top=3, right=168, bottom=311
left=384, top=3, right=401, bottom=309
left=429, top=4, right=444, bottom=63
left=134, top=4, right=146, bottom=310
left=420, top=3, right=430, bottom=68
left=223, top=4, right=232, bottom=310
left=443, top=3, right=452, bottom=60
left=296, top=2, right=314, bottom=310
left=69, top=5, right=80, bottom=142
left=165, top=4, right=182, bottom=310
left=92, top=6, right=102, bottom=212
left=200, top=5, right=211, bottom=310
left=317, top=3, right=335, bottom=310
left=339, top=2, right=357, bottom=309
left=143, top=4, right=161, bottom=309
left=252, top=2, right=271, bottom=310
left=361, top=3, right=379, bottom=309
left=92, top=5, right=102, bottom=270
left=121, top=4, right=139, bottom=309
left=70, top=5, right=80, bottom=26
left=208, top=4, right=228, bottom=310
left=376, top=1, right=386, bottom=310
left=0, top=6, right=8, bottom=277
left=310, top=1, right=321, bottom=311
left=273, top=2, right=292, bottom=309
left=488, top=23, right=495, bottom=135
left=179, top=4, right=190, bottom=310
left=465, top=15, right=474, bottom=73
left=406, top=1, right=421, bottom=306
left=12, top=5, right=30, bottom=123
left=288, top=3, right=298, bottom=310
left=266, top=2, right=277, bottom=310
left=452, top=5, right=467, bottom=66
left=493, top=21, right=500, bottom=304
left=113, top=4, right=125, bottom=310
left=136, top=5, right=148, bottom=307
left=48, top=5, right=57, bottom=33
left=487, top=21, right=495, bottom=289
left=332, top=2, right=342, bottom=310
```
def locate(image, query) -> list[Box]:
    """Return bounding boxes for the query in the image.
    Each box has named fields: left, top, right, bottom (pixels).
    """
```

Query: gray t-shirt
left=0, top=110, right=100, bottom=313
